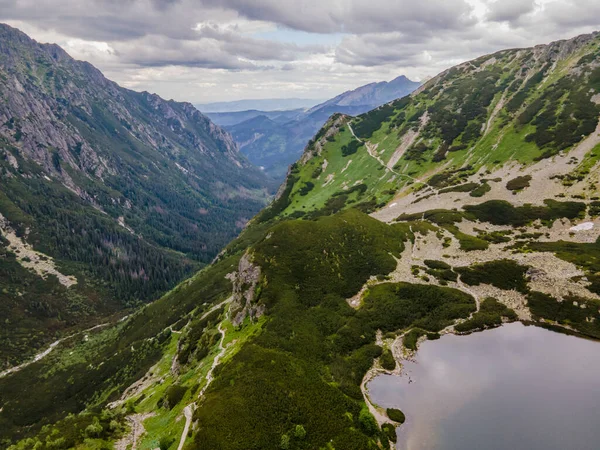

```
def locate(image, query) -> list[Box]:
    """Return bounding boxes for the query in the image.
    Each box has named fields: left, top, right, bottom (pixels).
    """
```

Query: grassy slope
left=6, top=31, right=600, bottom=450
left=276, top=34, right=600, bottom=219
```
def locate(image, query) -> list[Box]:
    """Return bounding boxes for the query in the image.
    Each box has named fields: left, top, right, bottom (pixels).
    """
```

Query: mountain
left=206, top=108, right=304, bottom=127
left=306, top=75, right=421, bottom=112
left=214, top=76, right=420, bottom=179
left=0, top=24, right=274, bottom=369
left=196, top=98, right=323, bottom=113
left=3, top=30, right=600, bottom=450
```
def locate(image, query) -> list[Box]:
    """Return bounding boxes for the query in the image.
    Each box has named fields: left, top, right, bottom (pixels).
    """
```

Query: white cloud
left=0, top=0, right=598, bottom=103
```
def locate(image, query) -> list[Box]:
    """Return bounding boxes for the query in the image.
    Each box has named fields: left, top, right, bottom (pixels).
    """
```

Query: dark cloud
left=203, top=0, right=475, bottom=35
left=486, top=0, right=535, bottom=24
left=195, top=23, right=324, bottom=61
left=0, top=0, right=212, bottom=41
left=115, top=35, right=258, bottom=69
left=543, top=0, right=600, bottom=28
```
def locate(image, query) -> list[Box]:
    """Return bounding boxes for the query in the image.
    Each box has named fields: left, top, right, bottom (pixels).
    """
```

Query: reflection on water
left=368, top=323, right=600, bottom=450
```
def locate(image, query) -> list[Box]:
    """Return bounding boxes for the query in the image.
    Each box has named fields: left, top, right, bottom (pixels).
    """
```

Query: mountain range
left=1, top=25, right=600, bottom=450
left=0, top=23, right=274, bottom=369
left=196, top=98, right=324, bottom=113
left=206, top=75, right=421, bottom=179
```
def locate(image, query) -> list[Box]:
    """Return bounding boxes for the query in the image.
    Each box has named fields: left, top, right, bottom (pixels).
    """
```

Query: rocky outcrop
left=0, top=23, right=264, bottom=204
left=230, top=251, right=264, bottom=326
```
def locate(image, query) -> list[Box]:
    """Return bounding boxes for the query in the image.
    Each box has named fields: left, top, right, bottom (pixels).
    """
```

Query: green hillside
left=3, top=30, right=600, bottom=450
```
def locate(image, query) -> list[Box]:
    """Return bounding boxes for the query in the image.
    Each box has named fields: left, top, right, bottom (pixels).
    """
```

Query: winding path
left=0, top=322, right=109, bottom=378
left=347, top=122, right=435, bottom=192
left=177, top=405, right=195, bottom=450
left=177, top=322, right=228, bottom=450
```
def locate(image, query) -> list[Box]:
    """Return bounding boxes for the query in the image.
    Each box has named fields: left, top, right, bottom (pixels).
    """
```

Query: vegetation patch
left=470, top=182, right=491, bottom=197
left=464, top=199, right=586, bottom=226
left=341, top=140, right=363, bottom=157
left=381, top=423, right=397, bottom=443
left=190, top=211, right=414, bottom=449
left=379, top=349, right=396, bottom=371
left=455, top=259, right=529, bottom=293
left=424, top=260, right=451, bottom=270
left=403, top=328, right=440, bottom=351
left=528, top=291, right=600, bottom=339
left=386, top=408, right=406, bottom=424
left=439, top=182, right=479, bottom=194
left=454, top=297, right=518, bottom=333
left=506, top=175, right=532, bottom=191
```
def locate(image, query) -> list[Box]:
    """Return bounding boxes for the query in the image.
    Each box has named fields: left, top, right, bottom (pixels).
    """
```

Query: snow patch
left=570, top=222, right=594, bottom=232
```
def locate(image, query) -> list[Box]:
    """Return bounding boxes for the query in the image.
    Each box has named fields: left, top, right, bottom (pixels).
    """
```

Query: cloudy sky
left=1, top=0, right=598, bottom=104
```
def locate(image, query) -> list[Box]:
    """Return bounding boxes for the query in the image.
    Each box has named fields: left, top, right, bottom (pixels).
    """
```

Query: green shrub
left=528, top=291, right=600, bottom=338
left=359, top=407, right=379, bottom=436
left=455, top=259, right=529, bottom=293
left=162, top=384, right=188, bottom=410
left=403, top=329, right=425, bottom=351
left=84, top=419, right=103, bottom=438
left=454, top=298, right=517, bottom=333
left=341, top=140, right=363, bottom=157
left=381, top=423, right=397, bottom=443
left=280, top=434, right=290, bottom=449
left=424, top=260, right=451, bottom=270
left=402, top=328, right=439, bottom=351
left=506, top=175, right=532, bottom=191
left=294, top=425, right=306, bottom=440
left=379, top=349, right=396, bottom=371
left=386, top=408, right=406, bottom=424
left=439, top=182, right=479, bottom=194
left=464, top=199, right=585, bottom=226
left=362, top=283, right=475, bottom=335
left=470, top=182, right=491, bottom=197
left=298, top=182, right=315, bottom=196
left=159, top=436, right=175, bottom=450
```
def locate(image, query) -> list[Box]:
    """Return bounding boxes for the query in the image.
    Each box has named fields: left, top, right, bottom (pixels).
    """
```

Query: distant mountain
left=216, top=76, right=421, bottom=179
left=206, top=109, right=303, bottom=127
left=307, top=75, right=420, bottom=112
left=196, top=98, right=323, bottom=113
left=0, top=23, right=274, bottom=367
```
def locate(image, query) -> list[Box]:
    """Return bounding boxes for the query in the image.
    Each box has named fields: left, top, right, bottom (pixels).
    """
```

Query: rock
left=570, top=222, right=594, bottom=232
left=230, top=251, right=263, bottom=326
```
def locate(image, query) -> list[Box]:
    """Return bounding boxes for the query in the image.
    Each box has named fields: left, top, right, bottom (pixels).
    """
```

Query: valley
left=207, top=76, right=420, bottom=179
left=0, top=23, right=275, bottom=368
left=1, top=22, right=600, bottom=450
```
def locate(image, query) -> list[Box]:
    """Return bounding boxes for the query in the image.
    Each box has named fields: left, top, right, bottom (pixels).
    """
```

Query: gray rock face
left=230, top=251, right=264, bottom=326
left=0, top=23, right=267, bottom=200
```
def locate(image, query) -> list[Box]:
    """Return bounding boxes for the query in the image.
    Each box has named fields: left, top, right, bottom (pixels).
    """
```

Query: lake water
left=367, top=323, right=600, bottom=450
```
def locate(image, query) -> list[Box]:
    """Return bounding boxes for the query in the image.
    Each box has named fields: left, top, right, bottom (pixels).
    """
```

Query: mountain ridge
left=2, top=28, right=600, bottom=450
left=0, top=22, right=273, bottom=368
